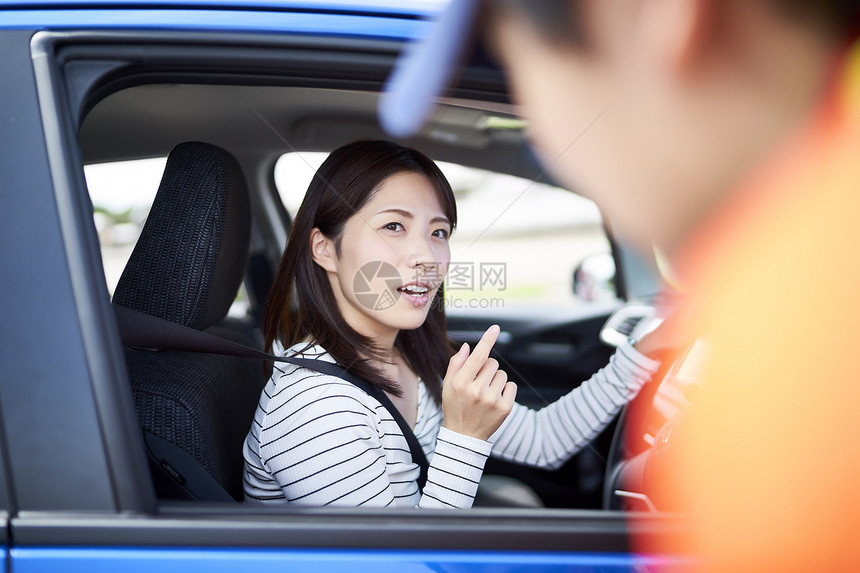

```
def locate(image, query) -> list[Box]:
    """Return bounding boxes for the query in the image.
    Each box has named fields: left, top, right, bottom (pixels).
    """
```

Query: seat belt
left=114, top=303, right=430, bottom=491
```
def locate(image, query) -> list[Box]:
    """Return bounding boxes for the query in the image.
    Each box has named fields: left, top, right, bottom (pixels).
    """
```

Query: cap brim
left=378, top=0, right=482, bottom=139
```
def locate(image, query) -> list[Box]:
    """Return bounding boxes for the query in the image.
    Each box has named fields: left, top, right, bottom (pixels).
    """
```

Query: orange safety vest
left=633, top=37, right=860, bottom=571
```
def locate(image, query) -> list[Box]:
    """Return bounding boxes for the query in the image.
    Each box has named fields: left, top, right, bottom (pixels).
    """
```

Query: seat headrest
left=113, top=142, right=251, bottom=331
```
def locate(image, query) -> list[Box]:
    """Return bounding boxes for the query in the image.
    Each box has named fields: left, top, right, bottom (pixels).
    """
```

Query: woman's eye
left=383, top=222, right=404, bottom=232
left=432, top=228, right=450, bottom=240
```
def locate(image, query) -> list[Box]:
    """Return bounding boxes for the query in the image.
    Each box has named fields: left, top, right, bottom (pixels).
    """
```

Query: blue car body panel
left=0, top=1, right=680, bottom=571
left=0, top=0, right=446, bottom=15
left=0, top=9, right=426, bottom=39
left=11, top=547, right=666, bottom=573
left=0, top=0, right=442, bottom=36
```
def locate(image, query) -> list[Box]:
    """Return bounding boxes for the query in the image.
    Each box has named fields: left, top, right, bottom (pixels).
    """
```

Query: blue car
left=0, top=1, right=688, bottom=570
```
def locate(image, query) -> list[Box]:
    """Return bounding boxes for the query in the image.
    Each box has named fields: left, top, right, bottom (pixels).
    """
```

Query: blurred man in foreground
left=381, top=0, right=860, bottom=569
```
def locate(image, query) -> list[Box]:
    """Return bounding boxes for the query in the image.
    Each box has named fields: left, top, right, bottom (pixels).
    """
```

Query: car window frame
left=17, top=24, right=689, bottom=561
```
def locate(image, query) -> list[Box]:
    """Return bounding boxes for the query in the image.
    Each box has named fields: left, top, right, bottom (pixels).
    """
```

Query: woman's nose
left=408, top=237, right=434, bottom=269
left=406, top=233, right=447, bottom=284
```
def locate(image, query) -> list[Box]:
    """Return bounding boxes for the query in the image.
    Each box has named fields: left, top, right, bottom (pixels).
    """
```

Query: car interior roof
left=79, top=83, right=547, bottom=182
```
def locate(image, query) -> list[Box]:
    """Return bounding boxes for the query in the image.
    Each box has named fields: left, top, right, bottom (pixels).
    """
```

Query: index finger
left=459, top=325, right=500, bottom=379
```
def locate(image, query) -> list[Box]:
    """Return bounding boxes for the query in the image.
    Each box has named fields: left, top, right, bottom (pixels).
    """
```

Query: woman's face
left=323, top=171, right=452, bottom=342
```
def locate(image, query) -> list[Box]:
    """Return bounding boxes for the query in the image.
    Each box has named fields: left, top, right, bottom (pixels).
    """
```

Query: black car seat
left=112, top=141, right=264, bottom=502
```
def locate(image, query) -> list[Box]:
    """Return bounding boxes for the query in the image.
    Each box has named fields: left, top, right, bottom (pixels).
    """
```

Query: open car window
left=21, top=22, right=683, bottom=563
left=86, top=157, right=164, bottom=295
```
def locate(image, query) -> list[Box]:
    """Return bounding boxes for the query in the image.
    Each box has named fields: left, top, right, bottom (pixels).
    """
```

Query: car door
left=0, top=3, right=685, bottom=571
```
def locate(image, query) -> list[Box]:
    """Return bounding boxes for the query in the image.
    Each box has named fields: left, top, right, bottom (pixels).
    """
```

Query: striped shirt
left=242, top=343, right=659, bottom=508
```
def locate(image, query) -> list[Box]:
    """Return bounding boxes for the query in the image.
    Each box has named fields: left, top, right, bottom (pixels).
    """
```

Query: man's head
left=382, top=0, right=855, bottom=253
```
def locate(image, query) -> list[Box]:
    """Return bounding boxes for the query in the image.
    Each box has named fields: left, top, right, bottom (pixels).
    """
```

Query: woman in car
left=242, top=139, right=663, bottom=508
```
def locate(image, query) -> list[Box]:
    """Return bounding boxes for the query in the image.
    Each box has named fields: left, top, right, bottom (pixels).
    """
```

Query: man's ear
left=310, top=227, right=338, bottom=273
left=638, top=0, right=714, bottom=74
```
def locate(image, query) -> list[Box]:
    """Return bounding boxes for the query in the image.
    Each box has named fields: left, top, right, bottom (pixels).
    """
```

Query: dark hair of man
left=495, top=0, right=587, bottom=47
left=496, top=0, right=859, bottom=46
left=263, top=140, right=457, bottom=404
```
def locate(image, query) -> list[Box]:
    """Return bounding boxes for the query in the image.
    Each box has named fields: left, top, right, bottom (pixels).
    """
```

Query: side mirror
left=573, top=253, right=617, bottom=302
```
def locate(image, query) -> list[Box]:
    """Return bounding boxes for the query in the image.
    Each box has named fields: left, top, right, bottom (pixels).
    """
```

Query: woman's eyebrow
left=376, top=208, right=413, bottom=219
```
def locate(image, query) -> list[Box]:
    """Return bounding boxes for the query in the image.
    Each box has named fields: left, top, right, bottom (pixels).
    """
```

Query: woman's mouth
left=397, top=282, right=432, bottom=307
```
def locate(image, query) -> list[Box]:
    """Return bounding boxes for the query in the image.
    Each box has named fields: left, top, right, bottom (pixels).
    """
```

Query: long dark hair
left=263, top=140, right=457, bottom=403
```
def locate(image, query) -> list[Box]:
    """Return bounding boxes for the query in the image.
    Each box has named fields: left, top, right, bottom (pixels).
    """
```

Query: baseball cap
left=378, top=0, right=483, bottom=139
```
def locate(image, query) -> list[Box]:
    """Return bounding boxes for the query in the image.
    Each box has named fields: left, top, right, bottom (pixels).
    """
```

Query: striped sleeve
left=488, top=343, right=660, bottom=470
left=419, top=426, right=491, bottom=509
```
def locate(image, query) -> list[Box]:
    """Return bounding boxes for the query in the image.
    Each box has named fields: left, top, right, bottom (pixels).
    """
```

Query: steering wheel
left=601, top=367, right=669, bottom=511
left=599, top=303, right=696, bottom=511
left=603, top=403, right=632, bottom=510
